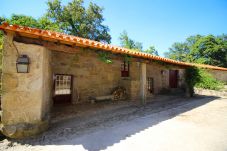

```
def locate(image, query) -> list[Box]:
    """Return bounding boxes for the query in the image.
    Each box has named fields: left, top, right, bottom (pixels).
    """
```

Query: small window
left=147, top=77, right=154, bottom=93
left=121, top=61, right=130, bottom=77
left=54, top=74, right=72, bottom=95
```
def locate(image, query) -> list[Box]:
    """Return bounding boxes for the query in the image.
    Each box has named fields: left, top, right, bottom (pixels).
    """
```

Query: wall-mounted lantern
left=16, top=54, right=30, bottom=73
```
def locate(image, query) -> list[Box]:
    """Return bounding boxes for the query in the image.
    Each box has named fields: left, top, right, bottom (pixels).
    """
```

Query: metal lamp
left=16, top=55, right=30, bottom=73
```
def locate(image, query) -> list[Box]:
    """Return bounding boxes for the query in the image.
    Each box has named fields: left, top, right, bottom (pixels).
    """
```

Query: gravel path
left=1, top=95, right=226, bottom=151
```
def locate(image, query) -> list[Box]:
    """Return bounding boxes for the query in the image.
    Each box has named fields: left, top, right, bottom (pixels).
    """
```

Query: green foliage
left=144, top=46, right=159, bottom=56
left=0, top=14, right=40, bottom=28
left=119, top=31, right=143, bottom=51
left=0, top=0, right=111, bottom=43
left=98, top=52, right=113, bottom=64
left=165, top=34, right=227, bottom=68
left=185, top=67, right=201, bottom=96
left=164, top=42, right=190, bottom=61
left=195, top=69, right=224, bottom=90
left=191, top=35, right=227, bottom=67
left=38, top=16, right=62, bottom=32
left=185, top=67, right=224, bottom=96
left=119, top=31, right=159, bottom=56
left=45, top=0, right=111, bottom=43
left=0, top=14, right=61, bottom=32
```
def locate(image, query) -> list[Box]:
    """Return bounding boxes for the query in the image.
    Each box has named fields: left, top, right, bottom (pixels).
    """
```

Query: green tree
left=164, top=42, right=190, bottom=61
left=0, top=14, right=40, bottom=28
left=119, top=31, right=143, bottom=51
left=0, top=0, right=111, bottom=43
left=119, top=31, right=160, bottom=55
left=191, top=35, right=227, bottom=67
left=45, top=0, right=111, bottom=43
left=144, top=46, right=159, bottom=56
left=38, top=16, right=62, bottom=32
left=0, top=14, right=61, bottom=32
left=165, top=34, right=227, bottom=67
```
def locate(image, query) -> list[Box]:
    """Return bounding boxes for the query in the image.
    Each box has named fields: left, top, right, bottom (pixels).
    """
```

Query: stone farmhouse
left=0, top=23, right=227, bottom=138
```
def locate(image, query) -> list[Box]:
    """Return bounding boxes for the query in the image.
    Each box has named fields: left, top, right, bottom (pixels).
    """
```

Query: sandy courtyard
left=1, top=95, right=227, bottom=151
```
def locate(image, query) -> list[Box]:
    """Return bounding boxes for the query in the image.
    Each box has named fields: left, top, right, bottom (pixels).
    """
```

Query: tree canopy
left=45, top=0, right=111, bottom=43
left=165, top=34, right=227, bottom=67
left=119, top=31, right=159, bottom=56
left=0, top=0, right=111, bottom=43
left=0, top=14, right=39, bottom=28
left=0, top=14, right=61, bottom=32
left=119, top=31, right=143, bottom=51
left=144, top=46, right=159, bottom=56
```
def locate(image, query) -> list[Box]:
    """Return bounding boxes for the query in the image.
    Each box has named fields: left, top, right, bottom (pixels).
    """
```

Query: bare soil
left=1, top=94, right=226, bottom=151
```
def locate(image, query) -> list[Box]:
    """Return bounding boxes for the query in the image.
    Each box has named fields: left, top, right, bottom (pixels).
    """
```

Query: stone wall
left=147, top=63, right=167, bottom=95
left=195, top=88, right=227, bottom=97
left=146, top=63, right=186, bottom=96
left=123, top=61, right=140, bottom=100
left=208, top=69, right=227, bottom=82
left=1, top=34, right=188, bottom=138
left=52, top=50, right=186, bottom=102
left=52, top=50, right=145, bottom=102
left=1, top=34, right=51, bottom=138
left=52, top=50, right=123, bottom=103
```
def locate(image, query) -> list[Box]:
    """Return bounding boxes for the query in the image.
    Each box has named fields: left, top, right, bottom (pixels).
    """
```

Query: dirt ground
left=0, top=94, right=227, bottom=151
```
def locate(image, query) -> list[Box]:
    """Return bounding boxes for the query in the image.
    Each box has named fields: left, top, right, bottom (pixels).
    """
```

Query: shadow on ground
left=3, top=95, right=220, bottom=151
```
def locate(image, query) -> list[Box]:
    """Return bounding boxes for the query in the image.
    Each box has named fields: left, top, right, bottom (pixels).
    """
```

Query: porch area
left=50, top=94, right=186, bottom=124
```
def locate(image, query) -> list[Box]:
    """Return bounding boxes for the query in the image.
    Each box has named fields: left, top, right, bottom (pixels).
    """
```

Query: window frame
left=121, top=61, right=130, bottom=77
left=54, top=74, right=73, bottom=96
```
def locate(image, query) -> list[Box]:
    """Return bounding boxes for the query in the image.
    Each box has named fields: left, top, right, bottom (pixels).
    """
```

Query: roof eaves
left=1, top=22, right=227, bottom=71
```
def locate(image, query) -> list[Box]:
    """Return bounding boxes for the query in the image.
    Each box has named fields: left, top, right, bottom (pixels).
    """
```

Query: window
left=147, top=77, right=154, bottom=93
left=121, top=61, right=130, bottom=77
left=54, top=74, right=72, bottom=95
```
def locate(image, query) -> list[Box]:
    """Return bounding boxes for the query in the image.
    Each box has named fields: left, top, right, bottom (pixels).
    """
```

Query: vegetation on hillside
left=165, top=34, right=227, bottom=68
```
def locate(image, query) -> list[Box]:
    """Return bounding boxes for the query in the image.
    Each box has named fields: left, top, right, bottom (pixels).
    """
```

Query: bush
left=195, top=69, right=224, bottom=90
left=185, top=67, right=201, bottom=97
left=185, top=67, right=224, bottom=97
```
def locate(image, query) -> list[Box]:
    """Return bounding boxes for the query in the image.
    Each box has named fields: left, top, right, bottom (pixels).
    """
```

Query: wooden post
left=140, top=62, right=147, bottom=104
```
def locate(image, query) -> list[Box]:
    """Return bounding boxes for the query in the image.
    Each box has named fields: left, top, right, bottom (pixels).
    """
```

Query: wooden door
left=53, top=74, right=73, bottom=104
left=169, top=70, right=178, bottom=88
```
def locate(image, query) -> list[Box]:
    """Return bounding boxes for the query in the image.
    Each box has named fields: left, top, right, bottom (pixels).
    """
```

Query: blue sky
left=1, top=0, right=227, bottom=56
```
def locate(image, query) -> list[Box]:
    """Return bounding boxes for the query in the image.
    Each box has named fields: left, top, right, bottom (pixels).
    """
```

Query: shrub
left=185, top=67, right=224, bottom=97
left=185, top=67, right=201, bottom=97
left=195, top=69, right=224, bottom=90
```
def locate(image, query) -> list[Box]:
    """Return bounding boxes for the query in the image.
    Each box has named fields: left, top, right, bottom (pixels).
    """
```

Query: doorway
left=169, top=70, right=178, bottom=88
left=53, top=74, right=73, bottom=104
left=147, top=77, right=154, bottom=93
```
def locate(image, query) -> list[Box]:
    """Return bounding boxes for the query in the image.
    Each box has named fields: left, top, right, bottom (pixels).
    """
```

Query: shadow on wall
left=7, top=95, right=219, bottom=151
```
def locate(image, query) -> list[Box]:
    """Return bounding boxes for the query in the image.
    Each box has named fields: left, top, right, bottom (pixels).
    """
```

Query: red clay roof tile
left=0, top=23, right=227, bottom=71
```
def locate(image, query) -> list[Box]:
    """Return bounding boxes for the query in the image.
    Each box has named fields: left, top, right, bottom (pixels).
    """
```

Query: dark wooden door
left=53, top=74, right=73, bottom=104
left=169, top=70, right=178, bottom=88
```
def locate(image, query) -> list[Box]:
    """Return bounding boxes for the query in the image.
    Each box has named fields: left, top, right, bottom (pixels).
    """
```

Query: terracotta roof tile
left=0, top=23, right=227, bottom=71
